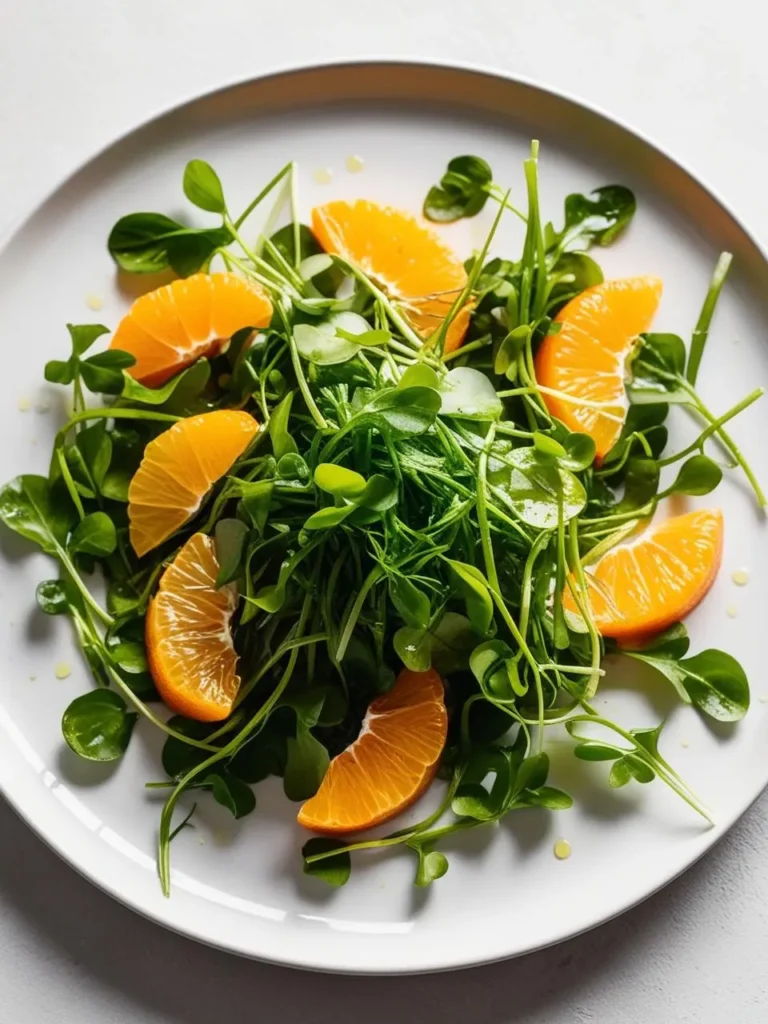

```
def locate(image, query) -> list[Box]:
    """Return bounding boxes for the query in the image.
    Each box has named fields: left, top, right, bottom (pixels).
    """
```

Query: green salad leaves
left=1, top=144, right=760, bottom=894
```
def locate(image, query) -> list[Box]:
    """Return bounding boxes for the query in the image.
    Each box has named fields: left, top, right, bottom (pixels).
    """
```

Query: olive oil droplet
left=85, top=293, right=104, bottom=311
left=345, top=154, right=365, bottom=173
left=554, top=838, right=572, bottom=860
left=312, top=167, right=333, bottom=185
left=54, top=662, right=72, bottom=680
left=732, top=568, right=750, bottom=586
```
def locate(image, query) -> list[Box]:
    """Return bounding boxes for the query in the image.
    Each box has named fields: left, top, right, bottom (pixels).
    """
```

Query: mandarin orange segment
left=110, top=273, right=272, bottom=387
left=311, top=200, right=471, bottom=354
left=535, top=277, right=663, bottom=458
left=297, top=668, right=448, bottom=835
left=146, top=532, right=240, bottom=722
left=565, top=508, right=723, bottom=641
left=128, top=410, right=258, bottom=557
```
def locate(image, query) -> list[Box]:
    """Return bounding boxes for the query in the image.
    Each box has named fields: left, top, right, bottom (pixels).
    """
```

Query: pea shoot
left=0, top=143, right=758, bottom=893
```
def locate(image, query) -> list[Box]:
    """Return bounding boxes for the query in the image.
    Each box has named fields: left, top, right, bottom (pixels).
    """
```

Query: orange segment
left=297, top=668, right=448, bottom=835
left=535, top=277, right=663, bottom=458
left=128, top=410, right=258, bottom=557
left=147, top=533, right=239, bottom=722
left=110, top=273, right=272, bottom=386
left=565, top=508, right=723, bottom=640
left=311, top=200, right=471, bottom=354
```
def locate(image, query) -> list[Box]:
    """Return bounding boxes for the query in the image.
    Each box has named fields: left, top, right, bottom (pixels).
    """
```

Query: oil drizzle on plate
left=312, top=167, right=333, bottom=185
left=732, top=568, right=750, bottom=586
left=345, top=154, right=365, bottom=173
left=553, top=838, right=572, bottom=860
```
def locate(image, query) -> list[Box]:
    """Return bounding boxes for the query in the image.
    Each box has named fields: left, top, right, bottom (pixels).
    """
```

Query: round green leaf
left=69, top=512, right=117, bottom=558
left=203, top=770, right=256, bottom=818
left=668, top=454, right=722, bottom=496
left=314, top=463, right=366, bottom=498
left=183, top=159, right=226, bottom=214
left=394, top=626, right=432, bottom=671
left=493, top=447, right=586, bottom=528
left=294, top=312, right=372, bottom=366
left=532, top=432, right=566, bottom=459
left=302, top=838, right=351, bottom=887
left=439, top=367, right=502, bottom=421
left=681, top=650, right=750, bottom=722
left=414, top=849, right=449, bottom=887
left=62, top=690, right=137, bottom=762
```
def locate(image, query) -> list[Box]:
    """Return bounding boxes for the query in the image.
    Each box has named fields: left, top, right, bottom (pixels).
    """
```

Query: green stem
left=566, top=519, right=601, bottom=699
left=686, top=251, right=732, bottom=385
left=524, top=142, right=548, bottom=321
left=335, top=567, right=384, bottom=661
left=224, top=216, right=295, bottom=292
left=498, top=385, right=622, bottom=412
left=290, top=162, right=302, bottom=271
left=443, top=336, right=492, bottom=362
left=219, top=247, right=293, bottom=299
left=486, top=185, right=528, bottom=224
left=276, top=304, right=327, bottom=429
left=235, top=632, right=328, bottom=708
left=233, top=162, right=293, bottom=230
left=333, top=257, right=425, bottom=352
left=56, top=449, right=85, bottom=521
left=682, top=382, right=766, bottom=507
left=57, top=407, right=181, bottom=445
left=157, top=593, right=313, bottom=894
left=260, top=236, right=304, bottom=290
left=570, top=710, right=713, bottom=823
left=476, top=424, right=545, bottom=743
left=305, top=771, right=463, bottom=864
left=518, top=531, right=552, bottom=642
left=657, top=387, right=763, bottom=466
left=430, top=189, right=509, bottom=358
left=73, top=375, right=86, bottom=417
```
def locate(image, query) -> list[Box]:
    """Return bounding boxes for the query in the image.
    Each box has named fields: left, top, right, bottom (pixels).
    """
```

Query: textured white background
left=1, top=1, right=767, bottom=1020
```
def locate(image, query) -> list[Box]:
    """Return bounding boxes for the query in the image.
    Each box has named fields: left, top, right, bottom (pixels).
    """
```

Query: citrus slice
left=535, top=276, right=663, bottom=458
left=146, top=532, right=239, bottom=722
left=565, top=508, right=723, bottom=641
left=297, top=667, right=448, bottom=835
left=110, top=273, right=272, bottom=386
left=128, top=410, right=258, bottom=557
left=311, top=200, right=471, bottom=353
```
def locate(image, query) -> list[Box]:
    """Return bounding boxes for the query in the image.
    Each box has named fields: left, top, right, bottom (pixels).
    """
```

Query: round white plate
left=0, top=62, right=766, bottom=974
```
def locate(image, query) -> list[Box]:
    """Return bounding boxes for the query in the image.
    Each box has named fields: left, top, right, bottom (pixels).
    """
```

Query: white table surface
left=2, top=1, right=767, bottom=1019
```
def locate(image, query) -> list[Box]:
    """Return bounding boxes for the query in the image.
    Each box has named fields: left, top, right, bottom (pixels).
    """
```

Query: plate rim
left=1, top=57, right=767, bottom=975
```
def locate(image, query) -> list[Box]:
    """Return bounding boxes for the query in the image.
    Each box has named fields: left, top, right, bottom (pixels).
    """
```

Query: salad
left=0, top=143, right=759, bottom=893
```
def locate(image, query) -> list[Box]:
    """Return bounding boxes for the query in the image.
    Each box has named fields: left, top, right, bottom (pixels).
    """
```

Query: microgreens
left=1, top=144, right=759, bottom=894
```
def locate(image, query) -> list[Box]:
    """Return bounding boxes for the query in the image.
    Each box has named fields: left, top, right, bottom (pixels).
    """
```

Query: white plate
left=0, top=62, right=767, bottom=974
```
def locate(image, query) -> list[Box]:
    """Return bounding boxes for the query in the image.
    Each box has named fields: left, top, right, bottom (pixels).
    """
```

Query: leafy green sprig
left=0, top=146, right=758, bottom=895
